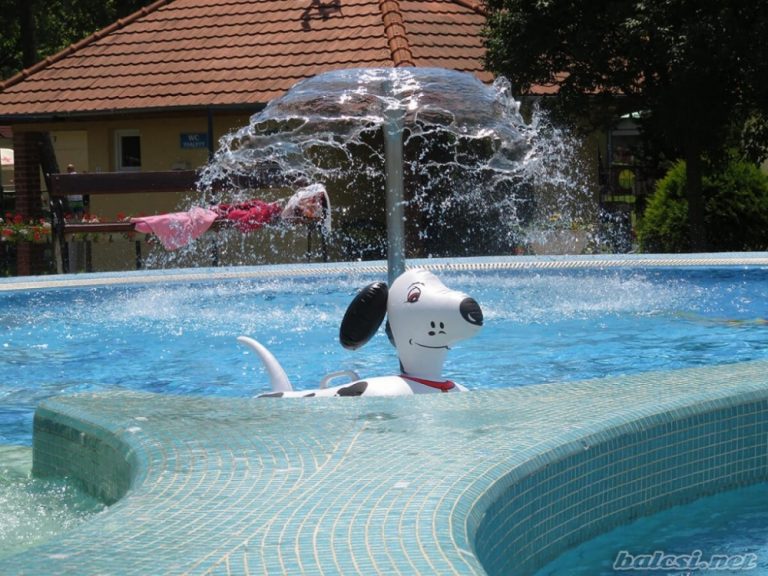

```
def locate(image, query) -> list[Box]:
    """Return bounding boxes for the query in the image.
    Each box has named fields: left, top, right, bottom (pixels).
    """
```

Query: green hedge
left=638, top=158, right=768, bottom=252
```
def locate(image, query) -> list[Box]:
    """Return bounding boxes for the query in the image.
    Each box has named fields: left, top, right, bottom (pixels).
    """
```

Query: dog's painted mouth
left=410, top=338, right=450, bottom=350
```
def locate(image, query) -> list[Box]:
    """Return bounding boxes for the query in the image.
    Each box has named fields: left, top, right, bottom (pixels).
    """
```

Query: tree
left=742, top=113, right=768, bottom=166
left=1, top=0, right=156, bottom=80
left=638, top=157, right=768, bottom=252
left=484, top=0, right=768, bottom=251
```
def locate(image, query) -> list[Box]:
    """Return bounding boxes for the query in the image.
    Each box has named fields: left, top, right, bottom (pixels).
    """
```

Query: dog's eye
left=406, top=286, right=421, bottom=303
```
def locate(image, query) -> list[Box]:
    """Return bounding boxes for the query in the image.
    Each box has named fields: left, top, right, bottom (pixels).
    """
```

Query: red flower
left=13, top=214, right=23, bottom=224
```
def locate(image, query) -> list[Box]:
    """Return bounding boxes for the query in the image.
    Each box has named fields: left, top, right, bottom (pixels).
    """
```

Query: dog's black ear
left=339, top=281, right=388, bottom=350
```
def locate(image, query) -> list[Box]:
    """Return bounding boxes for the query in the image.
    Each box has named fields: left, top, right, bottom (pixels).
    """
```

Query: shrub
left=638, top=158, right=768, bottom=252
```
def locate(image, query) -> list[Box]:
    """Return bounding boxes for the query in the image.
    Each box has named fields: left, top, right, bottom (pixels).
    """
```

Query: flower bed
left=1, top=213, right=51, bottom=244
left=2, top=212, right=147, bottom=244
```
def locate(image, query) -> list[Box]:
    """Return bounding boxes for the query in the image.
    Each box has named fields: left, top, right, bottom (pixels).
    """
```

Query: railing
left=48, top=170, right=329, bottom=273
left=48, top=170, right=198, bottom=273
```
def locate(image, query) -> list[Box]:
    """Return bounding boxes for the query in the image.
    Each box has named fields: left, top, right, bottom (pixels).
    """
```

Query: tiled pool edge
left=4, top=360, right=768, bottom=575
left=33, top=404, right=144, bottom=505
left=2, top=252, right=767, bottom=292
left=471, top=378, right=768, bottom=575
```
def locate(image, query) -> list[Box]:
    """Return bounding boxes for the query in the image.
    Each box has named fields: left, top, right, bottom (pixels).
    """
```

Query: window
left=115, top=129, right=141, bottom=171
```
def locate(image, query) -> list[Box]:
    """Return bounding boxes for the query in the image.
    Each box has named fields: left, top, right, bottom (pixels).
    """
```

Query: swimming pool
left=1, top=255, right=767, bottom=573
left=2, top=258, right=767, bottom=446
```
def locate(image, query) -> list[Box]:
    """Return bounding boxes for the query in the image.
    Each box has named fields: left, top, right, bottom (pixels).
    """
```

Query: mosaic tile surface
left=3, top=360, right=768, bottom=575
left=3, top=252, right=767, bottom=292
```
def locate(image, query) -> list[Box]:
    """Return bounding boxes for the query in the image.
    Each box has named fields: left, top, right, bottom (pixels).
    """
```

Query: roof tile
left=0, top=0, right=496, bottom=118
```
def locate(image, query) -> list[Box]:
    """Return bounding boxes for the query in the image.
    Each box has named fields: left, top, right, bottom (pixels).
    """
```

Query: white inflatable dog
left=238, top=268, right=483, bottom=397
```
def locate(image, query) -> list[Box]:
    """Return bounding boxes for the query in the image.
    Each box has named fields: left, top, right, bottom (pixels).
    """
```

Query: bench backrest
left=49, top=170, right=198, bottom=197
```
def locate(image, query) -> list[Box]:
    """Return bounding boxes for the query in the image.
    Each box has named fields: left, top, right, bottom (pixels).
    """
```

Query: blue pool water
left=0, top=262, right=767, bottom=564
left=0, top=446, right=105, bottom=560
left=535, top=482, right=768, bottom=576
left=2, top=266, right=767, bottom=446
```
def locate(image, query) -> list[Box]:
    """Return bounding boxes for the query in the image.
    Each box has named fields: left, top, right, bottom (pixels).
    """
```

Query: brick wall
left=13, top=131, right=48, bottom=275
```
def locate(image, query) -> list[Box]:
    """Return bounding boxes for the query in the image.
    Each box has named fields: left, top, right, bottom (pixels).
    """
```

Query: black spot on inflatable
left=339, top=282, right=388, bottom=350
left=336, top=381, right=369, bottom=396
left=385, top=319, right=395, bottom=347
left=260, top=392, right=284, bottom=398
left=303, top=392, right=316, bottom=397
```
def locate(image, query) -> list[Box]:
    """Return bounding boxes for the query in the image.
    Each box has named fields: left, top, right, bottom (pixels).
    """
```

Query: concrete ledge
left=3, top=360, right=768, bottom=574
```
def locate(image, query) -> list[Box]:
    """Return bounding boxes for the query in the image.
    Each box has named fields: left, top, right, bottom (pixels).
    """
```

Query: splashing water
left=0, top=446, right=105, bottom=560
left=3, top=265, right=766, bottom=448
left=149, top=68, right=593, bottom=268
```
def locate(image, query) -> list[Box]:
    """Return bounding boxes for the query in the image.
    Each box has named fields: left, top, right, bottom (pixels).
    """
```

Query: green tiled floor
left=3, top=360, right=768, bottom=575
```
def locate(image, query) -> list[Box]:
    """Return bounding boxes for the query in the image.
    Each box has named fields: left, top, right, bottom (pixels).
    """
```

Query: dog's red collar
left=400, top=374, right=455, bottom=392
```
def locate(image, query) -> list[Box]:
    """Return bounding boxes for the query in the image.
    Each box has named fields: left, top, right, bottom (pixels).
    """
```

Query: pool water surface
left=2, top=266, right=766, bottom=446
left=0, top=446, right=105, bottom=559
left=0, top=260, right=766, bottom=570
left=535, top=482, right=768, bottom=576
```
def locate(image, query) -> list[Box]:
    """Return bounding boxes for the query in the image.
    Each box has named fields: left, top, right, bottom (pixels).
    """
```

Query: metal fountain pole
left=383, top=102, right=406, bottom=286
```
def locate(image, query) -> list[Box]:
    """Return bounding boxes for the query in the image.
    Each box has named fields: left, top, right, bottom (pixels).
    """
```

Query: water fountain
left=178, top=67, right=585, bottom=279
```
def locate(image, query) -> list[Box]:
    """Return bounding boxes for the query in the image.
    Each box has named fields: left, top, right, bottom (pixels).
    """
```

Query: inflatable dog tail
left=237, top=336, right=293, bottom=392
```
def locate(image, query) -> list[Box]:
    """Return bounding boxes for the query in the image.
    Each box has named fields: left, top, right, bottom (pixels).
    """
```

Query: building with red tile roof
left=0, top=0, right=490, bottom=119
left=0, top=0, right=500, bottom=274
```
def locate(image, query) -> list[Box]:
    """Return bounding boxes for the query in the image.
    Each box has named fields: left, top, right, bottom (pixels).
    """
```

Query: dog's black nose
left=460, top=297, right=483, bottom=326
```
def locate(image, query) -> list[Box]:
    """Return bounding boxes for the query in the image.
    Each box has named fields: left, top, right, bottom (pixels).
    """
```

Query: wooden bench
left=48, top=170, right=328, bottom=273
left=49, top=170, right=200, bottom=273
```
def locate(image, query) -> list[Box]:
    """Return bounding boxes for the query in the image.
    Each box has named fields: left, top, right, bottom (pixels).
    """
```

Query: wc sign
left=180, top=133, right=208, bottom=149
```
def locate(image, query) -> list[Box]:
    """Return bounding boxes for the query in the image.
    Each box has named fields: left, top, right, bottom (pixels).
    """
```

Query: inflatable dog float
left=238, top=268, right=483, bottom=397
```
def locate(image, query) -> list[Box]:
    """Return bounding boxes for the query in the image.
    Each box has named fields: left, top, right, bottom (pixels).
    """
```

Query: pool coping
left=2, top=360, right=767, bottom=575
left=2, top=252, right=767, bottom=292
